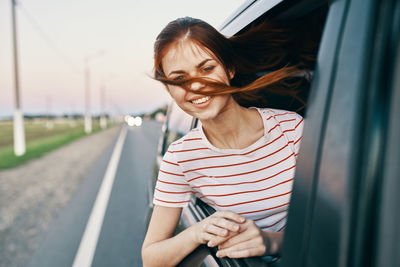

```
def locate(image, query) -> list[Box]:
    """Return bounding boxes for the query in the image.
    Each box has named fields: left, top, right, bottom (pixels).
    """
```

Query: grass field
left=0, top=118, right=105, bottom=170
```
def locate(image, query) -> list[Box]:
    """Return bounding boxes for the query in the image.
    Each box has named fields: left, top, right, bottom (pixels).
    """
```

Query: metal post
left=99, top=81, right=107, bottom=129
left=84, top=58, right=92, bottom=134
left=11, top=0, right=26, bottom=156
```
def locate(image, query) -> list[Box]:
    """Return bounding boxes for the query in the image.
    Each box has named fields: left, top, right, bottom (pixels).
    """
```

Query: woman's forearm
left=142, top=225, right=200, bottom=267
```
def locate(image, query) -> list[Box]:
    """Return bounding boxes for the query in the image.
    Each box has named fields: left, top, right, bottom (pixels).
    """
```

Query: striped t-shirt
left=153, top=107, right=304, bottom=232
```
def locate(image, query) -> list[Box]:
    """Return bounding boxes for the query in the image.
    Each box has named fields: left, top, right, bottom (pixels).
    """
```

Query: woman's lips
left=190, top=96, right=213, bottom=108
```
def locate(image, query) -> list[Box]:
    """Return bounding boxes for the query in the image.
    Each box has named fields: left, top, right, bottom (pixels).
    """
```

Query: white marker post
left=10, top=0, right=26, bottom=156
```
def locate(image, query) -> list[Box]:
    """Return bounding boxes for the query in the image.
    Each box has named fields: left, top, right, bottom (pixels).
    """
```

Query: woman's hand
left=191, top=211, right=246, bottom=246
left=210, top=219, right=283, bottom=258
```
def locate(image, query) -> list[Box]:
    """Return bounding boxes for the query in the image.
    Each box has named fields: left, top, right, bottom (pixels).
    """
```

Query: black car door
left=282, top=0, right=400, bottom=267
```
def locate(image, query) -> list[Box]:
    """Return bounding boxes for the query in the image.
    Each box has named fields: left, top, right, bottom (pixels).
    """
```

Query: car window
left=160, top=101, right=194, bottom=156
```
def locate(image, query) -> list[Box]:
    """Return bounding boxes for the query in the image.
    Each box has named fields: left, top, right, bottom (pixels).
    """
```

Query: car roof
left=218, top=0, right=283, bottom=35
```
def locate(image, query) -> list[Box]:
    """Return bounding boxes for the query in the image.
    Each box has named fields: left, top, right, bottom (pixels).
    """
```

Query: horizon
left=0, top=0, right=245, bottom=117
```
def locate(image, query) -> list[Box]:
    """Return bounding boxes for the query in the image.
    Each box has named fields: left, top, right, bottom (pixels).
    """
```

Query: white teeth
left=191, top=96, right=211, bottom=104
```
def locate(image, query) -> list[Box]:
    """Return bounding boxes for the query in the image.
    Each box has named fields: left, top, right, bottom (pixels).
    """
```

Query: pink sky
left=0, top=0, right=244, bottom=117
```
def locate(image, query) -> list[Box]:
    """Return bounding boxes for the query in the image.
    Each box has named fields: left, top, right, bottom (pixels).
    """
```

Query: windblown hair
left=154, top=8, right=325, bottom=114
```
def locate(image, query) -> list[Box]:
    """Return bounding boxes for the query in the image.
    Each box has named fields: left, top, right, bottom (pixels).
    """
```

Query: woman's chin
left=194, top=109, right=220, bottom=122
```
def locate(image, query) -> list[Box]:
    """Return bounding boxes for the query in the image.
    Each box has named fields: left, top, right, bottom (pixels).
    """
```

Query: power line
left=16, top=1, right=82, bottom=74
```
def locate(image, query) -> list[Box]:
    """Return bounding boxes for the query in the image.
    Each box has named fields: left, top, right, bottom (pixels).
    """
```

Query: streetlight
left=10, top=0, right=26, bottom=156
left=84, top=50, right=105, bottom=134
left=99, top=79, right=107, bottom=129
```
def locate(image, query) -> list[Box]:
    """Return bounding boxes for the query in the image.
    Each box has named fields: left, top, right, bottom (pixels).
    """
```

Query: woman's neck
left=200, top=102, right=264, bottom=149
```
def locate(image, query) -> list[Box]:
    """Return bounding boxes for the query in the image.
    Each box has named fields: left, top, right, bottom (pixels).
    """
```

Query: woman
left=142, top=14, right=322, bottom=267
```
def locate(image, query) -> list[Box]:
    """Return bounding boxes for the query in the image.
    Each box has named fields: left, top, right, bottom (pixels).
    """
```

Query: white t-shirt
left=153, top=107, right=304, bottom=232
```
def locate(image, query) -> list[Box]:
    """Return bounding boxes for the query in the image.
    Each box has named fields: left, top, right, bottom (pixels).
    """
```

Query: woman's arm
left=142, top=205, right=245, bottom=267
left=142, top=206, right=197, bottom=267
left=209, top=219, right=284, bottom=258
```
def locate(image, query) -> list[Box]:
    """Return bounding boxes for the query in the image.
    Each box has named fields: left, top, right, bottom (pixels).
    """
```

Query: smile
left=191, top=96, right=211, bottom=104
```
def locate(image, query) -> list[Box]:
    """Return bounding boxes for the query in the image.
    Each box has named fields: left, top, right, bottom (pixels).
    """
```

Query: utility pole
left=11, top=0, right=26, bottom=156
left=84, top=50, right=105, bottom=134
left=99, top=80, right=107, bottom=129
left=84, top=57, right=92, bottom=134
left=46, top=95, right=53, bottom=129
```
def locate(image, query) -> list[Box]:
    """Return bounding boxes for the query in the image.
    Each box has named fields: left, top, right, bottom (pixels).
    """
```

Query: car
left=148, top=0, right=400, bottom=266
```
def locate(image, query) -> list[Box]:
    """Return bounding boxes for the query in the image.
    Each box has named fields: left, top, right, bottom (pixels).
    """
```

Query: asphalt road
left=28, top=120, right=162, bottom=267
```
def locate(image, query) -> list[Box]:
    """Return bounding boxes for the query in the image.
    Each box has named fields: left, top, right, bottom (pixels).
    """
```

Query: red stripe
left=162, top=160, right=179, bottom=166
left=198, top=178, right=293, bottom=198
left=253, top=209, right=287, bottom=222
left=277, top=224, right=286, bottom=232
left=170, top=142, right=182, bottom=146
left=155, top=188, right=194, bottom=194
left=178, top=134, right=284, bottom=164
left=268, top=124, right=279, bottom=133
left=193, top=152, right=294, bottom=180
left=192, top=165, right=296, bottom=189
left=188, top=175, right=207, bottom=182
left=239, top=202, right=290, bottom=215
left=283, top=128, right=295, bottom=133
left=211, top=191, right=292, bottom=208
left=159, top=169, right=184, bottom=177
left=295, top=118, right=304, bottom=129
left=278, top=118, right=296, bottom=124
left=157, top=179, right=187, bottom=186
left=275, top=111, right=295, bottom=117
left=183, top=138, right=202, bottom=141
left=294, top=136, right=302, bottom=145
left=261, top=215, right=287, bottom=229
left=167, top=147, right=208, bottom=153
left=271, top=257, right=280, bottom=263
left=183, top=144, right=289, bottom=173
left=266, top=111, right=295, bottom=121
left=154, top=197, right=190, bottom=204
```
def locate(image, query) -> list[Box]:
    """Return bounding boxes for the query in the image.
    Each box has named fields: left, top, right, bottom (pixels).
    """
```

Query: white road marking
left=72, top=126, right=128, bottom=267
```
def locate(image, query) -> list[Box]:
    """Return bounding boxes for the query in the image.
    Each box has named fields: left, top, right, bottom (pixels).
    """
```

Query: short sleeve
left=293, top=114, right=304, bottom=157
left=153, top=148, right=192, bottom=208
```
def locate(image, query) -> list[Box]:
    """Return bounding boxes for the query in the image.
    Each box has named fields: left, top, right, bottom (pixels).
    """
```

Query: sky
left=0, top=0, right=245, bottom=117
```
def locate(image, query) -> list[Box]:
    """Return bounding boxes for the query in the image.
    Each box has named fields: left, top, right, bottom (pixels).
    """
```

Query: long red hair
left=154, top=8, right=326, bottom=114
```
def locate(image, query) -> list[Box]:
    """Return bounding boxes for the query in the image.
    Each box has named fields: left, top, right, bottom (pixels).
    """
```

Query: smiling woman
left=141, top=12, right=323, bottom=267
left=162, top=40, right=234, bottom=121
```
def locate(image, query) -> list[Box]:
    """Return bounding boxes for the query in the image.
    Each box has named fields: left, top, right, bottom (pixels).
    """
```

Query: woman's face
left=161, top=40, right=234, bottom=122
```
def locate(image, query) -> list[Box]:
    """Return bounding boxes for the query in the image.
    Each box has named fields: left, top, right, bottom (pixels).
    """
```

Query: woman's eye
left=173, top=75, right=185, bottom=81
left=203, top=66, right=215, bottom=72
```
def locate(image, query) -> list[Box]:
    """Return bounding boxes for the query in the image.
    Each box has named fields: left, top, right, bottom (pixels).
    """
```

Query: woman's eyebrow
left=196, top=58, right=213, bottom=68
left=167, top=59, right=214, bottom=76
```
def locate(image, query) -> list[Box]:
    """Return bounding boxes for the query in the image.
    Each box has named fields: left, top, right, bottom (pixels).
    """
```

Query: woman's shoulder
left=258, top=107, right=303, bottom=121
left=167, top=127, right=203, bottom=151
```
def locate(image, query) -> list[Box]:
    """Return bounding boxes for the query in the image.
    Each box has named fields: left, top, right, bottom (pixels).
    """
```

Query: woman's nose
left=190, top=82, right=204, bottom=91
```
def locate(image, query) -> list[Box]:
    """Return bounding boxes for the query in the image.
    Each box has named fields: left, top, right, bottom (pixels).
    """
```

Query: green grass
left=0, top=119, right=104, bottom=170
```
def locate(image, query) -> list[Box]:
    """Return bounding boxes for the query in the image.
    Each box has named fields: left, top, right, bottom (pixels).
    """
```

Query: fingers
left=214, top=211, right=246, bottom=224
left=195, top=212, right=243, bottom=244
left=218, top=220, right=260, bottom=249
left=218, top=231, right=250, bottom=249
left=207, top=230, right=238, bottom=247
left=194, top=211, right=245, bottom=245
left=216, top=240, right=266, bottom=258
left=203, top=222, right=229, bottom=237
left=209, top=215, right=241, bottom=233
